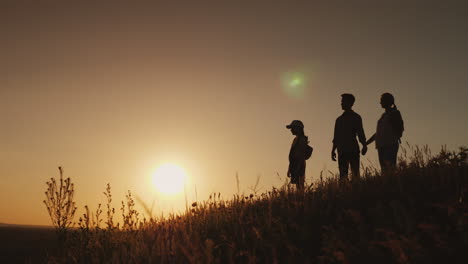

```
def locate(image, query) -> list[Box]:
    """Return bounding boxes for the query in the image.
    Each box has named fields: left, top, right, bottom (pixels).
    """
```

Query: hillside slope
left=43, top=147, right=468, bottom=263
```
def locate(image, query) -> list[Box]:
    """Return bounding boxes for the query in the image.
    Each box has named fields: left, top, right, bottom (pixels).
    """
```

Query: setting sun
left=152, top=163, right=187, bottom=195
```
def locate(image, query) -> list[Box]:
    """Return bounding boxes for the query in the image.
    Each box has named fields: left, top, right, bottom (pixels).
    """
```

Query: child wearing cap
left=287, top=120, right=308, bottom=190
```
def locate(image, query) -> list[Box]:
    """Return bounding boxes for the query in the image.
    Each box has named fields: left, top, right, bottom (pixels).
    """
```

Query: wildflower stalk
left=43, top=167, right=77, bottom=239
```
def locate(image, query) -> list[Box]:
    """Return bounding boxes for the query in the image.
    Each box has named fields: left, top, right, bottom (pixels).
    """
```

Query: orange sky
left=1, top=1, right=467, bottom=225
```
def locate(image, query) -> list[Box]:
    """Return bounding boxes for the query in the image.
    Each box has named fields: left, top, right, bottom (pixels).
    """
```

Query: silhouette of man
left=331, top=94, right=367, bottom=181
left=287, top=120, right=308, bottom=190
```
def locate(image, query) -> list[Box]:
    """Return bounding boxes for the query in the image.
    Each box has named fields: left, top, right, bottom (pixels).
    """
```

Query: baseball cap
left=286, top=120, right=304, bottom=129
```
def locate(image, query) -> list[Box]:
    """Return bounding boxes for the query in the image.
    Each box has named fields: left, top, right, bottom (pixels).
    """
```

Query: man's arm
left=331, top=119, right=338, bottom=161
left=357, top=116, right=367, bottom=155
left=357, top=116, right=366, bottom=145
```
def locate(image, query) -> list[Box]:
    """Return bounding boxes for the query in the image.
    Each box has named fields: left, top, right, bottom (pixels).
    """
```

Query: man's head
left=286, top=120, right=304, bottom=135
left=341, top=93, right=355, bottom=111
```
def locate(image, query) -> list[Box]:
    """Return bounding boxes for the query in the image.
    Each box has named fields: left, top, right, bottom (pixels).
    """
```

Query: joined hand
left=361, top=145, right=368, bottom=156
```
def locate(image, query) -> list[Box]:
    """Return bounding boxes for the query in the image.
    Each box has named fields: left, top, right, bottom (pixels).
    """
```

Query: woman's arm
left=366, top=133, right=376, bottom=145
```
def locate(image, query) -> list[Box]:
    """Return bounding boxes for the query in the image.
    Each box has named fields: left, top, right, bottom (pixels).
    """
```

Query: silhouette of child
left=287, top=120, right=308, bottom=190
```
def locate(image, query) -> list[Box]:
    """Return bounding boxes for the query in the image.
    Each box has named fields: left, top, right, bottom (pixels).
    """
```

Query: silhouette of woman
left=366, top=93, right=404, bottom=173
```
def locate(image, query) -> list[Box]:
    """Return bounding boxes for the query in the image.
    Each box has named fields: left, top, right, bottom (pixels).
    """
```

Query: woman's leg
left=389, top=143, right=399, bottom=168
left=378, top=147, right=387, bottom=172
left=378, top=144, right=399, bottom=173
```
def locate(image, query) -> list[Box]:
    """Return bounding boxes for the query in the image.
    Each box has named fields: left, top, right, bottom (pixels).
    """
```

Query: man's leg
left=338, top=152, right=349, bottom=180
left=298, top=174, right=305, bottom=191
left=349, top=152, right=360, bottom=181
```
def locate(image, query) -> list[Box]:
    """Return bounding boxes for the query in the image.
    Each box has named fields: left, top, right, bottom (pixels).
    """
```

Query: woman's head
left=380, top=93, right=395, bottom=109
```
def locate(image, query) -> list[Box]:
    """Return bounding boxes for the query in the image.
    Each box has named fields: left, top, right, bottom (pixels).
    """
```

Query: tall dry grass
left=45, top=146, right=467, bottom=263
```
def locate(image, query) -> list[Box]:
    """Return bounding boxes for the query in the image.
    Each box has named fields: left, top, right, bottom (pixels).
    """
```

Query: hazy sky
left=1, top=1, right=467, bottom=225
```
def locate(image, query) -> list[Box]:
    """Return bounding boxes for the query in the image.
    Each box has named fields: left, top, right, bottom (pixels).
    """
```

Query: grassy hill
left=7, top=146, right=468, bottom=263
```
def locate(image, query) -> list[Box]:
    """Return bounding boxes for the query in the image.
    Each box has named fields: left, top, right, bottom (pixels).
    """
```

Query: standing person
left=287, top=120, right=309, bottom=190
left=366, top=93, right=404, bottom=173
left=331, top=94, right=367, bottom=181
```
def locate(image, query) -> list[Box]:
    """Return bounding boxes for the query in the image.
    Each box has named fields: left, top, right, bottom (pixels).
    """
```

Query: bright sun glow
left=152, top=163, right=187, bottom=195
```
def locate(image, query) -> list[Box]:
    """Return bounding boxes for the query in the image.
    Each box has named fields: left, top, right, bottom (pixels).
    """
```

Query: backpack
left=305, top=142, right=313, bottom=160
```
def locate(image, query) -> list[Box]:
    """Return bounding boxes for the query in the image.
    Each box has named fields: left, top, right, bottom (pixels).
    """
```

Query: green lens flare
left=280, top=64, right=319, bottom=99
left=281, top=71, right=306, bottom=99
left=290, top=77, right=302, bottom=87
